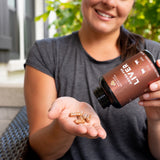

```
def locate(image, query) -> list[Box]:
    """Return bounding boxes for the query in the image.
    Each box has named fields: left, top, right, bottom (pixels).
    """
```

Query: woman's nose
left=101, top=0, right=116, bottom=9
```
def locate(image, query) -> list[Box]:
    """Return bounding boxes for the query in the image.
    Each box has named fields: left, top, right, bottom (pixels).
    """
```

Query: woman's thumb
left=48, top=99, right=64, bottom=120
left=48, top=97, right=79, bottom=120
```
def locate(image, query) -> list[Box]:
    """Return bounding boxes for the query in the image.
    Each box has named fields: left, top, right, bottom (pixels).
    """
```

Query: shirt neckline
left=72, top=31, right=121, bottom=64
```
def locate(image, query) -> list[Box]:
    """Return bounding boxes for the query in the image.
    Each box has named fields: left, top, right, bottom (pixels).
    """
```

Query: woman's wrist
left=147, top=119, right=160, bottom=132
left=34, top=119, right=76, bottom=160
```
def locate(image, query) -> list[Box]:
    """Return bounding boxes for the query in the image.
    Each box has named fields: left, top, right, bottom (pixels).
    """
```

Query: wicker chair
left=0, top=106, right=40, bottom=160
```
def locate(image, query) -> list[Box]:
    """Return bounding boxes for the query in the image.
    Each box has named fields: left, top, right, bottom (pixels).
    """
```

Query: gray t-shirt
left=25, top=31, right=160, bottom=160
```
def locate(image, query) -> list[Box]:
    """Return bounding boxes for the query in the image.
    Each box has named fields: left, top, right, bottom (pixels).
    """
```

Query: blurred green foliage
left=125, top=0, right=160, bottom=42
left=35, top=0, right=160, bottom=42
left=35, top=0, right=82, bottom=37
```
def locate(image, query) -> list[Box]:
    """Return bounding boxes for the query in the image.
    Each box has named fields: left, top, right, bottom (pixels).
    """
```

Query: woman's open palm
left=48, top=97, right=106, bottom=139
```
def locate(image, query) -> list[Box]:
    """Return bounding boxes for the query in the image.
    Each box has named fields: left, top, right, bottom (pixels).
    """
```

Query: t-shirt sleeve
left=25, top=38, right=56, bottom=78
left=145, top=39, right=160, bottom=60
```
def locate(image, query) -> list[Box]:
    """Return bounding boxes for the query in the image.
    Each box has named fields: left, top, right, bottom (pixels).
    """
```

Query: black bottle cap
left=94, top=87, right=111, bottom=108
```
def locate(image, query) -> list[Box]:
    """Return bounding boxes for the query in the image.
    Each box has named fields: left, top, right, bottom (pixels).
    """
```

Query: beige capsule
left=82, top=113, right=88, bottom=119
left=74, top=118, right=85, bottom=124
left=85, top=114, right=91, bottom=123
left=69, top=112, right=82, bottom=117
left=69, top=112, right=91, bottom=124
left=82, top=113, right=91, bottom=123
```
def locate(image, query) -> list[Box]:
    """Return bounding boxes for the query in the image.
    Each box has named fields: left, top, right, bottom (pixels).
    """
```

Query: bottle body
left=94, top=50, right=160, bottom=108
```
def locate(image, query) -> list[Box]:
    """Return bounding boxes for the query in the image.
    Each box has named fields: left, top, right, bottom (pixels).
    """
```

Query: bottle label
left=103, top=51, right=159, bottom=106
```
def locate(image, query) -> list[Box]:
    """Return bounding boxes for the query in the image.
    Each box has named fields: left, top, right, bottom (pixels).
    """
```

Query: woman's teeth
left=97, top=10, right=112, bottom=18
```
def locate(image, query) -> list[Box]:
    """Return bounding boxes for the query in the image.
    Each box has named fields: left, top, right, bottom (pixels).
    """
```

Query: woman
left=24, top=0, right=160, bottom=159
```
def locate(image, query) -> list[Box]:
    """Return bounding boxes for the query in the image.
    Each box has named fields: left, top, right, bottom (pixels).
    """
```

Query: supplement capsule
left=69, top=112, right=82, bottom=117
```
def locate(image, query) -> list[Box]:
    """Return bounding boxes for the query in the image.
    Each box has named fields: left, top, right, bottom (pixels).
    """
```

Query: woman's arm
left=139, top=60, right=160, bottom=160
left=148, top=120, right=160, bottom=160
left=24, top=66, right=75, bottom=159
left=24, top=66, right=106, bottom=160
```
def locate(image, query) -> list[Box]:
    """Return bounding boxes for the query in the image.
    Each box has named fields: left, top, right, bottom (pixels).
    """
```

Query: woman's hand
left=139, top=60, right=160, bottom=122
left=139, top=60, right=160, bottom=160
left=48, top=97, right=107, bottom=139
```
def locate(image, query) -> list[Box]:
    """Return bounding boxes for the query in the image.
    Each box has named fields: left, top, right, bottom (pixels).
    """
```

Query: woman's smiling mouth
left=95, top=9, right=114, bottom=19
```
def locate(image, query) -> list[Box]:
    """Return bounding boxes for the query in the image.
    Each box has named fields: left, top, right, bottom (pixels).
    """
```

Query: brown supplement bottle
left=94, top=50, right=160, bottom=108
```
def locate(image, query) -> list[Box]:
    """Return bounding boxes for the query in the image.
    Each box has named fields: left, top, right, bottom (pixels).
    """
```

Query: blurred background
left=0, top=0, right=55, bottom=136
left=0, top=0, right=160, bottom=136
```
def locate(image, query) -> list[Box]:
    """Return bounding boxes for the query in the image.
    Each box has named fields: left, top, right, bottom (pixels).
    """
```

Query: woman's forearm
left=29, top=119, right=75, bottom=160
left=148, top=120, right=160, bottom=160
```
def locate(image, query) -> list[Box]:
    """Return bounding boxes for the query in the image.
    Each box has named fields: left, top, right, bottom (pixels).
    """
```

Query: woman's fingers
left=86, top=125, right=98, bottom=137
left=60, top=116, right=88, bottom=135
left=156, top=59, right=160, bottom=68
left=61, top=114, right=106, bottom=139
left=139, top=78, right=160, bottom=107
left=149, top=82, right=159, bottom=92
left=72, top=124, right=107, bottom=139
left=84, top=124, right=107, bottom=139
left=67, top=111, right=107, bottom=139
left=47, top=97, right=107, bottom=139
left=94, top=124, right=107, bottom=139
left=142, top=91, right=160, bottom=100
left=139, top=99, right=160, bottom=107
